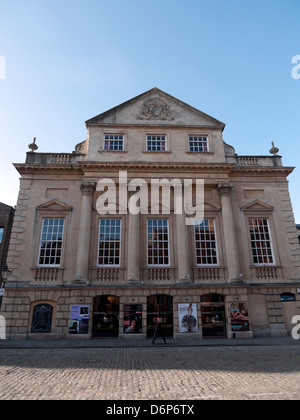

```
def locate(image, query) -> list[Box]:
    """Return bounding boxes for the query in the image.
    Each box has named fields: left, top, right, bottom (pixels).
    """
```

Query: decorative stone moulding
left=80, top=182, right=96, bottom=196
left=137, top=97, right=175, bottom=121
left=217, top=182, right=233, bottom=198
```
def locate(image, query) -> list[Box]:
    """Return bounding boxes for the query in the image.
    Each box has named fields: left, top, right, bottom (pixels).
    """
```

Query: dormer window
left=104, top=134, right=124, bottom=151
left=189, top=136, right=209, bottom=152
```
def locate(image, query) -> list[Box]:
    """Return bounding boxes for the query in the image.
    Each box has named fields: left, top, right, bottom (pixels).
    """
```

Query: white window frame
left=146, top=135, right=167, bottom=152
left=97, top=219, right=122, bottom=267
left=188, top=135, right=209, bottom=152
left=147, top=219, right=170, bottom=266
left=103, top=134, right=124, bottom=151
left=194, top=219, right=219, bottom=266
left=248, top=218, right=275, bottom=266
left=37, top=218, right=65, bottom=267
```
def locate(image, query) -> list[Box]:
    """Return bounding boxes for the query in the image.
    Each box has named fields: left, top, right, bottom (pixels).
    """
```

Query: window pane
left=146, top=135, right=167, bottom=152
left=98, top=219, right=122, bottom=266
left=104, top=134, right=124, bottom=151
left=189, top=136, right=209, bottom=152
left=248, top=218, right=274, bottom=265
left=38, top=219, right=64, bottom=266
left=147, top=219, right=170, bottom=266
left=194, top=219, right=218, bottom=265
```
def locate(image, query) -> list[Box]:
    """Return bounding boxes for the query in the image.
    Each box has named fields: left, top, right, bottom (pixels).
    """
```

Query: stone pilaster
left=176, top=205, right=191, bottom=284
left=75, top=182, right=96, bottom=283
left=217, top=182, right=240, bottom=282
left=126, top=212, right=141, bottom=284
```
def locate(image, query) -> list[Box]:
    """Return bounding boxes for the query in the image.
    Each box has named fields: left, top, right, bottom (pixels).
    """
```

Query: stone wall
left=2, top=285, right=300, bottom=340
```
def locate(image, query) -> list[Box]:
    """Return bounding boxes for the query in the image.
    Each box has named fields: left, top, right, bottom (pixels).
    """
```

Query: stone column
left=75, top=182, right=96, bottom=283
left=126, top=212, right=140, bottom=284
left=217, top=182, right=240, bottom=282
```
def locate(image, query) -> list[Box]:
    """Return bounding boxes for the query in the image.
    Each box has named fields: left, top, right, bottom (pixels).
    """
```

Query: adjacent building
left=1, top=88, right=300, bottom=340
left=0, top=202, right=15, bottom=308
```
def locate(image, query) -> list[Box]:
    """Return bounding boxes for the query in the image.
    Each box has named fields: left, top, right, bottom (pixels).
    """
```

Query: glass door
left=92, top=295, right=120, bottom=338
left=147, top=295, right=173, bottom=338
left=200, top=294, right=226, bottom=338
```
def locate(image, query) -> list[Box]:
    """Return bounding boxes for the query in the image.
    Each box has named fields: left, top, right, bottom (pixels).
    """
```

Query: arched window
left=280, top=293, right=296, bottom=302
left=31, top=304, right=53, bottom=333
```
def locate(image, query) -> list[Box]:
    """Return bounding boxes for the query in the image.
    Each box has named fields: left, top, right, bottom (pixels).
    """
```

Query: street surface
left=0, top=341, right=300, bottom=400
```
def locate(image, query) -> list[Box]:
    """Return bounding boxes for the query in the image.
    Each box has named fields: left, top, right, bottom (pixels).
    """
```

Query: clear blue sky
left=0, top=0, right=300, bottom=221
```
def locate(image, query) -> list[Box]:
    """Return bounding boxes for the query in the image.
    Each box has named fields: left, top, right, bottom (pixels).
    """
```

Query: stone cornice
left=78, top=161, right=236, bottom=172
left=13, top=161, right=295, bottom=178
left=13, top=163, right=84, bottom=176
left=230, top=166, right=295, bottom=177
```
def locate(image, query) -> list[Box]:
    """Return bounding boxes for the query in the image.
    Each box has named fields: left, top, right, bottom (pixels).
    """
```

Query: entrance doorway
left=92, top=295, right=120, bottom=338
left=147, top=295, right=173, bottom=338
left=201, top=294, right=226, bottom=338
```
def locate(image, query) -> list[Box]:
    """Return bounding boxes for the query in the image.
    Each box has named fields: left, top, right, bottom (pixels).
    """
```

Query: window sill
left=250, top=264, right=281, bottom=268
left=142, top=151, right=172, bottom=154
left=192, top=265, right=224, bottom=268
left=93, top=266, right=125, bottom=270
left=98, top=150, right=128, bottom=154
left=185, top=151, right=214, bottom=155
left=143, top=265, right=176, bottom=269
left=32, top=266, right=64, bottom=269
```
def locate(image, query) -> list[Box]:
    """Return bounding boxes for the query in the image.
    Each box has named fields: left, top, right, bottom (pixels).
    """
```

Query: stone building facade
left=1, top=88, right=300, bottom=340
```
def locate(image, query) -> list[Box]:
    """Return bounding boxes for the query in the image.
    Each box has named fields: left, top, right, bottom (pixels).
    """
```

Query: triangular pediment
left=86, top=88, right=225, bottom=129
left=37, top=199, right=72, bottom=213
left=241, top=199, right=274, bottom=212
left=204, top=202, right=221, bottom=212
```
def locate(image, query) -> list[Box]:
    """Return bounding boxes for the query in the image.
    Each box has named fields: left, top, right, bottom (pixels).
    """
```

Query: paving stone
left=0, top=342, right=300, bottom=400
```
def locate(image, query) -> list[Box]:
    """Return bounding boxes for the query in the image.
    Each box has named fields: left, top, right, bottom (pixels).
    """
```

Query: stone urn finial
left=28, top=137, right=38, bottom=152
left=269, top=141, right=279, bottom=156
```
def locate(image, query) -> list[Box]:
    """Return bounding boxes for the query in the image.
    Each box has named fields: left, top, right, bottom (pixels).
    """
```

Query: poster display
left=123, top=304, right=142, bottom=334
left=230, top=303, right=250, bottom=332
left=178, top=303, right=198, bottom=333
left=69, top=305, right=90, bottom=334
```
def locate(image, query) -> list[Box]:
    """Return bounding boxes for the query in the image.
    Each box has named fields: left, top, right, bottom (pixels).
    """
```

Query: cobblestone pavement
left=0, top=344, right=300, bottom=400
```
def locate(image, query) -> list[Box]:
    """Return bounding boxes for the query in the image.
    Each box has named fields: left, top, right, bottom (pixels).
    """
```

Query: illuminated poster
left=123, top=305, right=142, bottom=334
left=178, top=303, right=198, bottom=333
left=69, top=305, right=90, bottom=334
left=230, top=303, right=250, bottom=332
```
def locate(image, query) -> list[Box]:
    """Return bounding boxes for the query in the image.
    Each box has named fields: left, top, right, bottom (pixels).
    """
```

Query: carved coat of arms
left=137, top=97, right=174, bottom=121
